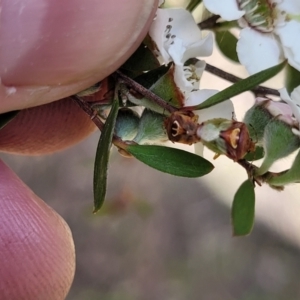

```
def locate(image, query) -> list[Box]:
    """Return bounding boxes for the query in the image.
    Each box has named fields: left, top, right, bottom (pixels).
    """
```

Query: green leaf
left=134, top=63, right=171, bottom=90
left=194, top=60, right=286, bottom=110
left=231, top=179, right=255, bottom=236
left=93, top=99, right=119, bottom=213
left=256, top=119, right=300, bottom=176
left=150, top=64, right=184, bottom=108
left=127, top=63, right=184, bottom=114
left=126, top=144, right=214, bottom=177
left=121, top=42, right=160, bottom=75
left=285, top=64, right=300, bottom=94
left=115, top=108, right=140, bottom=140
left=244, top=146, right=264, bottom=161
left=186, top=0, right=202, bottom=12
left=268, top=149, right=300, bottom=186
left=0, top=110, right=19, bottom=130
left=133, top=109, right=166, bottom=144
left=215, top=31, right=239, bottom=63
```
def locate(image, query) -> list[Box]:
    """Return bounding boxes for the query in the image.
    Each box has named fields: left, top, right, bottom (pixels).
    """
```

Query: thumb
left=0, top=0, right=158, bottom=113
left=0, top=160, right=75, bottom=300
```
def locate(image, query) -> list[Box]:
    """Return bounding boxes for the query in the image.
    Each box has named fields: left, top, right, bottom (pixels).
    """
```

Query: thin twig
left=71, top=95, right=105, bottom=131
left=198, top=15, right=220, bottom=30
left=205, top=63, right=280, bottom=97
left=237, top=159, right=262, bottom=187
left=114, top=70, right=178, bottom=113
left=71, top=95, right=133, bottom=150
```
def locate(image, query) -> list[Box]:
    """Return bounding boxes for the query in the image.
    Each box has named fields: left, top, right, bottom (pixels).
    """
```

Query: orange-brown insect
left=165, top=110, right=256, bottom=161
left=164, top=111, right=200, bottom=145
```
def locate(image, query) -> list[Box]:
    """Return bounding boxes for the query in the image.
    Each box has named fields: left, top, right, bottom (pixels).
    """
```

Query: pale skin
left=0, top=0, right=158, bottom=299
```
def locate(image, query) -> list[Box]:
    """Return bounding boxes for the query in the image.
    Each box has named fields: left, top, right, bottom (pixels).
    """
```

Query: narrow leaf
left=134, top=63, right=171, bottom=90
left=186, top=0, right=202, bottom=12
left=128, top=63, right=184, bottom=114
left=285, top=64, right=300, bottom=94
left=150, top=64, right=184, bottom=108
left=195, top=60, right=286, bottom=110
left=93, top=99, right=119, bottom=213
left=121, top=42, right=160, bottom=75
left=231, top=179, right=255, bottom=236
left=0, top=110, right=19, bottom=130
left=215, top=31, right=239, bottom=63
left=126, top=144, right=214, bottom=177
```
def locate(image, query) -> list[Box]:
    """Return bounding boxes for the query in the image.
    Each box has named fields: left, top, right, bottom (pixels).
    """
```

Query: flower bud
left=115, top=108, right=140, bottom=140
left=256, top=118, right=300, bottom=175
left=197, top=119, right=255, bottom=161
left=243, top=98, right=298, bottom=144
left=133, top=109, right=167, bottom=144
left=243, top=98, right=273, bottom=144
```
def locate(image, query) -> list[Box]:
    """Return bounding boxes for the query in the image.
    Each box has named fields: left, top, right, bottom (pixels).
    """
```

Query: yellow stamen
left=230, top=128, right=240, bottom=149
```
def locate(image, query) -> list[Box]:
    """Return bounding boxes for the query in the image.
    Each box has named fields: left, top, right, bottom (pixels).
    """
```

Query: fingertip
left=0, top=160, right=75, bottom=299
left=0, top=97, right=97, bottom=155
left=0, top=0, right=158, bottom=112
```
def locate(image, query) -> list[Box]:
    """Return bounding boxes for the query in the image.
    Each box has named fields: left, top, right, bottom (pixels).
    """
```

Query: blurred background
left=3, top=1, right=300, bottom=299
left=2, top=126, right=300, bottom=300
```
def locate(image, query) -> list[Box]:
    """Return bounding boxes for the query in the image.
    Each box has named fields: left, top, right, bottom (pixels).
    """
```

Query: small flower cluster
left=107, top=3, right=300, bottom=190
left=144, top=3, right=300, bottom=188
left=71, top=1, right=300, bottom=232
left=203, top=0, right=300, bottom=74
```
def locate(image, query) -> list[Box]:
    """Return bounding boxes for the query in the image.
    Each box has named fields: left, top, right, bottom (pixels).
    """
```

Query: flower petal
left=279, top=87, right=300, bottom=124
left=149, top=9, right=173, bottom=63
left=185, top=89, right=218, bottom=106
left=167, top=38, right=186, bottom=65
left=275, top=0, right=300, bottom=15
left=172, top=59, right=206, bottom=95
left=203, top=0, right=245, bottom=21
left=173, top=63, right=194, bottom=95
left=149, top=8, right=212, bottom=66
left=149, top=8, right=203, bottom=57
left=279, top=87, right=292, bottom=101
left=163, top=8, right=203, bottom=45
left=275, top=20, right=300, bottom=71
left=258, top=97, right=295, bottom=125
left=185, top=89, right=234, bottom=122
left=281, top=46, right=300, bottom=71
left=196, top=100, right=234, bottom=123
left=182, top=33, right=213, bottom=62
left=168, top=39, right=200, bottom=94
left=291, top=85, right=300, bottom=106
left=167, top=34, right=206, bottom=94
left=237, top=28, right=284, bottom=74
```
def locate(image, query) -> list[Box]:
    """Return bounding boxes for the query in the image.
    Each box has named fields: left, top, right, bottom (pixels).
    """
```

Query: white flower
left=279, top=85, right=300, bottom=135
left=237, top=28, right=284, bottom=75
left=203, top=0, right=300, bottom=74
left=203, top=0, right=245, bottom=21
left=149, top=8, right=235, bottom=156
left=149, top=8, right=213, bottom=95
left=185, top=89, right=234, bottom=155
left=254, top=96, right=297, bottom=126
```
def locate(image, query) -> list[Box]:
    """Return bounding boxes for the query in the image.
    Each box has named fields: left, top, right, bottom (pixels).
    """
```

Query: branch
left=71, top=95, right=105, bottom=131
left=114, top=70, right=178, bottom=113
left=205, top=63, right=280, bottom=97
left=71, top=95, right=134, bottom=151
left=198, top=15, right=220, bottom=30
